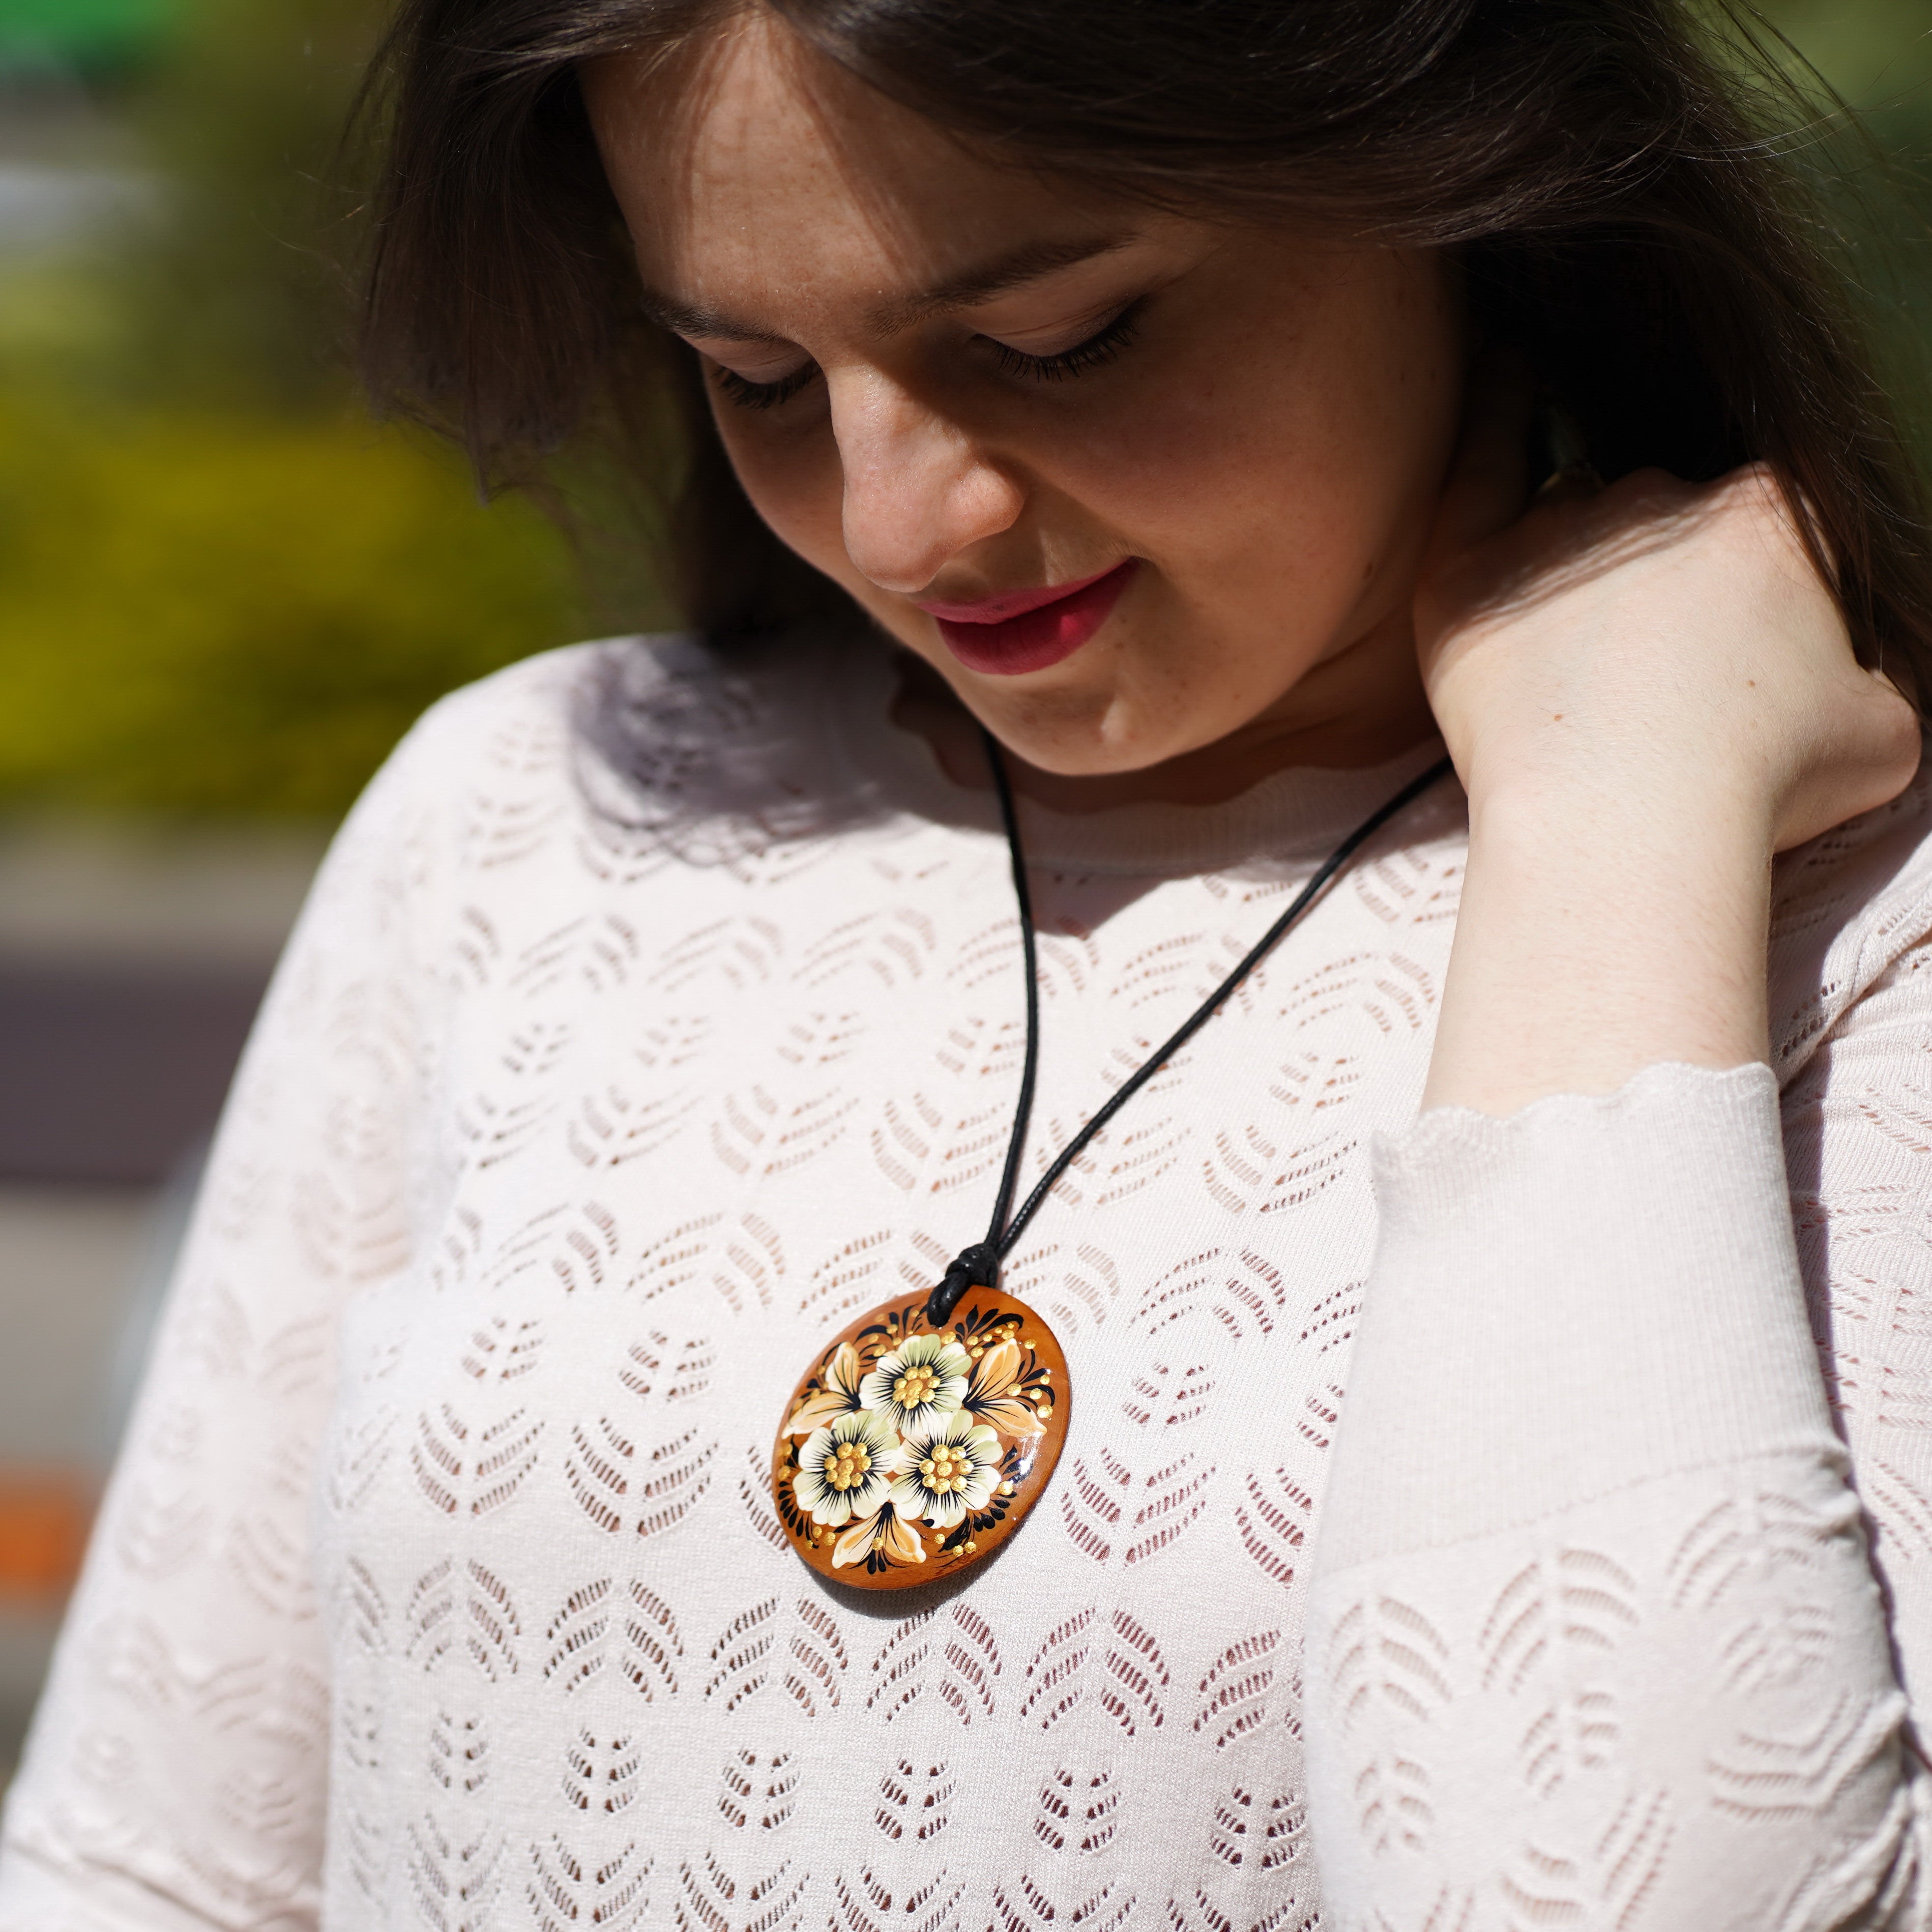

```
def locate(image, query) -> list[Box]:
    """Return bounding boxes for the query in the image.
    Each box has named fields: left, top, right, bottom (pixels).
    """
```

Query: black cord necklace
left=928, top=730, right=1455, bottom=1328
left=772, top=732, right=1453, bottom=1590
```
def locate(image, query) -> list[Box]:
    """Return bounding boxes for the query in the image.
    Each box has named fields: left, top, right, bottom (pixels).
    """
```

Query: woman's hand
left=1413, top=358, right=1921, bottom=1115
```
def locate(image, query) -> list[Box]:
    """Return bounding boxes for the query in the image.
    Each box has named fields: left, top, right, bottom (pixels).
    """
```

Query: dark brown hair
left=355, top=0, right=1932, bottom=706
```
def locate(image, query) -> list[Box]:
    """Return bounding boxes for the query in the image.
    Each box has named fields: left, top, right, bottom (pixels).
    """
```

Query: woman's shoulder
left=371, top=633, right=614, bottom=791
left=385, top=627, right=828, bottom=791
left=354, top=624, right=886, bottom=866
left=280, top=627, right=903, bottom=1006
left=1771, top=734, right=1932, bottom=1075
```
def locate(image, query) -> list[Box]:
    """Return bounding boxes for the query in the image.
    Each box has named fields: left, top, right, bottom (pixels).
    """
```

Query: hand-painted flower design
left=891, top=1412, right=1003, bottom=1529
left=785, top=1341, right=867, bottom=1437
left=832, top=1499, right=927, bottom=1572
left=793, top=1409, right=900, bottom=1527
left=860, top=1334, right=971, bottom=1436
left=959, top=1338, right=1045, bottom=1438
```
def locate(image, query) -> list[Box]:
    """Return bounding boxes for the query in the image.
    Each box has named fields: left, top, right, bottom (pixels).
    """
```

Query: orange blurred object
left=0, top=1471, right=94, bottom=1604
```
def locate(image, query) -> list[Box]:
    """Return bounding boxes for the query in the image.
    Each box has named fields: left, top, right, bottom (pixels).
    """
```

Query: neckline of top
left=821, top=631, right=1458, bottom=881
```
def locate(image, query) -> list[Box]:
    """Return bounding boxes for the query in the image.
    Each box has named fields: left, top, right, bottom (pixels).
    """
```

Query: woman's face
left=586, top=16, right=1467, bottom=783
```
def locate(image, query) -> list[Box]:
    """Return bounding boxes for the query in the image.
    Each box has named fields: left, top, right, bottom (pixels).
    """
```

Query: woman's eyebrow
left=637, top=232, right=1140, bottom=345
left=636, top=292, right=781, bottom=342
left=870, top=233, right=1139, bottom=334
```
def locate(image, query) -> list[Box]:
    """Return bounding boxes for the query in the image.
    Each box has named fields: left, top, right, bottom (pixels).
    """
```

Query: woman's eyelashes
left=984, top=301, right=1146, bottom=382
left=707, top=299, right=1149, bottom=410
left=712, top=361, right=817, bottom=411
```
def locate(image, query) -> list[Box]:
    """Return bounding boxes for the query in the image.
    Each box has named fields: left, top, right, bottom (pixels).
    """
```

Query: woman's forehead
left=585, top=17, right=1139, bottom=301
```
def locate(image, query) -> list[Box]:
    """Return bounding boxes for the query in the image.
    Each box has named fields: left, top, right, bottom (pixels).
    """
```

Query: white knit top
left=5, top=629, right=1932, bottom=1930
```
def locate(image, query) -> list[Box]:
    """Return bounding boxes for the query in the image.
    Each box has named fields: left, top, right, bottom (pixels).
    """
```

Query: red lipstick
left=919, top=561, right=1137, bottom=676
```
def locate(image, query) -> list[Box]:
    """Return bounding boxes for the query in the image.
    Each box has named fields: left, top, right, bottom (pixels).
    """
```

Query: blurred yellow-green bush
left=0, top=0, right=621, bottom=820
left=0, top=402, right=587, bottom=813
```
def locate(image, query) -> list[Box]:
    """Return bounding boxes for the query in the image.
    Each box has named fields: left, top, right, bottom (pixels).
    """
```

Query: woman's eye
left=712, top=362, right=819, bottom=411
left=985, top=301, right=1146, bottom=383
left=707, top=300, right=1147, bottom=408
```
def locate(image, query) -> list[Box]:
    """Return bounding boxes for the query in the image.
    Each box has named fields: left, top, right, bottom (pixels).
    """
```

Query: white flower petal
left=891, top=1412, right=1006, bottom=1528
left=793, top=1409, right=901, bottom=1527
left=860, top=1334, right=972, bottom=1435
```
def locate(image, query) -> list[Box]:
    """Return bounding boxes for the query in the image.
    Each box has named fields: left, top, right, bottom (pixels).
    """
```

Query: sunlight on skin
left=584, top=11, right=1919, bottom=1113
left=1413, top=405, right=1919, bottom=1109
left=584, top=14, right=1462, bottom=808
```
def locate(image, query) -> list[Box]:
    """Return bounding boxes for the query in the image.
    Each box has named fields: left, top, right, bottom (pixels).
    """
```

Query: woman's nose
left=831, top=371, right=1023, bottom=594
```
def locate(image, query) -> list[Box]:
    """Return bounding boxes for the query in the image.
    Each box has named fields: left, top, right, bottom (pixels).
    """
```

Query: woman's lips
left=920, top=561, right=1137, bottom=676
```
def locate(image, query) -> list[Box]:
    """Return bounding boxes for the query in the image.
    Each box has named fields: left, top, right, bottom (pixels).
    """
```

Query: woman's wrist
left=1422, top=779, right=1775, bottom=1116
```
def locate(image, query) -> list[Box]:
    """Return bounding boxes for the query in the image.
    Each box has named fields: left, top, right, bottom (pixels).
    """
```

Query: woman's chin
left=978, top=708, right=1200, bottom=782
left=893, top=636, right=1311, bottom=801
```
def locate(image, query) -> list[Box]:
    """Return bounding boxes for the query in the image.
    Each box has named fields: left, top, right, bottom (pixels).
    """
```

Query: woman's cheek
left=715, top=417, right=853, bottom=578
left=1039, top=375, right=1353, bottom=580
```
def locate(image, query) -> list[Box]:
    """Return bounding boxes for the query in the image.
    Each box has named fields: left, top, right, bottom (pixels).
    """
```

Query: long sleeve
left=0, top=727, right=444, bottom=1929
left=1305, top=1025, right=1932, bottom=1921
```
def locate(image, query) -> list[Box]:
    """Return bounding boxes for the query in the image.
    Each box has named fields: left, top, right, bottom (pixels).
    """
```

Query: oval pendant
left=771, top=1287, right=1070, bottom=1590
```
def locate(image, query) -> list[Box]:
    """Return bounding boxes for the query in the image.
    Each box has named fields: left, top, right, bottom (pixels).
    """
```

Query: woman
left=4, top=0, right=1931, bottom=1923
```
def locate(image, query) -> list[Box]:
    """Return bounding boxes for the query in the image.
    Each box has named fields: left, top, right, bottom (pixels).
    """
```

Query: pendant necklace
left=772, top=730, right=1453, bottom=1589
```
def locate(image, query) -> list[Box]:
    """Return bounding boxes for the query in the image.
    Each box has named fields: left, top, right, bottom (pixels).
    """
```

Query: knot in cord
left=927, top=1242, right=1000, bottom=1326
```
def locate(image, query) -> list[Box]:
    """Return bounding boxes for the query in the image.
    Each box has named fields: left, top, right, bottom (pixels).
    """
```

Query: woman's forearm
left=1424, top=776, right=1775, bottom=1115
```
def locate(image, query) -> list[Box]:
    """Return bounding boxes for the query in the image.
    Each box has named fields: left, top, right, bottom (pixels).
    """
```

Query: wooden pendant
left=772, top=1287, right=1070, bottom=1590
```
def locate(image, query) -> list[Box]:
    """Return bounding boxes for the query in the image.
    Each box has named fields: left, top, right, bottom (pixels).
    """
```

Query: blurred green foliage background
left=0, top=0, right=608, bottom=815
left=0, top=0, right=1921, bottom=818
